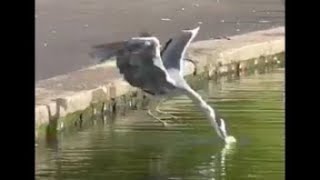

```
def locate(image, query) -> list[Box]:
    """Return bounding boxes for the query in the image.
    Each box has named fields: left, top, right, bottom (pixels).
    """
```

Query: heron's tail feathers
left=89, top=41, right=126, bottom=63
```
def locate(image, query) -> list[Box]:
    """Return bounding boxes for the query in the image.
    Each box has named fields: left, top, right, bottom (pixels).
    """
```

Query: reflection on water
left=36, top=69, right=284, bottom=180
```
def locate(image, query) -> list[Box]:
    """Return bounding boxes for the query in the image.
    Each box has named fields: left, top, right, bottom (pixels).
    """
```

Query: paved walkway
left=36, top=0, right=284, bottom=81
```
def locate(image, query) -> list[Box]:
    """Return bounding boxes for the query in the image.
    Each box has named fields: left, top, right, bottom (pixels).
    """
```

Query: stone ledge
left=35, top=27, right=285, bottom=135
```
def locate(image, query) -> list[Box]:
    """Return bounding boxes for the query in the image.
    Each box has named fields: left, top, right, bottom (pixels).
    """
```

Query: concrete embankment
left=35, top=27, right=285, bottom=139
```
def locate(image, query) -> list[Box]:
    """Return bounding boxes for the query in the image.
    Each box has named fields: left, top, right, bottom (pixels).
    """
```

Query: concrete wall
left=35, top=27, right=285, bottom=138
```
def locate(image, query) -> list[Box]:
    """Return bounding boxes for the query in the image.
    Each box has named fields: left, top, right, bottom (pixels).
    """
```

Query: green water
left=36, top=69, right=285, bottom=180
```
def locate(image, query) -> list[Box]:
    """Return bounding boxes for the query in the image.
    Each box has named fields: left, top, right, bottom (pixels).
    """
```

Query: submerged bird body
left=90, top=27, right=236, bottom=144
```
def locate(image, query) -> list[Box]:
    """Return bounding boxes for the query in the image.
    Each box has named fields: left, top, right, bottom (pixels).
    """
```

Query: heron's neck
left=184, top=85, right=225, bottom=140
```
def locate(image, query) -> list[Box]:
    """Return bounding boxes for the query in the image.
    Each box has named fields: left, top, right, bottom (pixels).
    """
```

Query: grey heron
left=90, top=27, right=236, bottom=144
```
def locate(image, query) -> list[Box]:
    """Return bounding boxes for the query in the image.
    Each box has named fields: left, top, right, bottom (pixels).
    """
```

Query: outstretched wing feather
left=161, top=27, right=200, bottom=73
left=90, top=38, right=175, bottom=95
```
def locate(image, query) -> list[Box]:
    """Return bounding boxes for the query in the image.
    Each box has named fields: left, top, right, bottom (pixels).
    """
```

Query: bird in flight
left=90, top=26, right=236, bottom=144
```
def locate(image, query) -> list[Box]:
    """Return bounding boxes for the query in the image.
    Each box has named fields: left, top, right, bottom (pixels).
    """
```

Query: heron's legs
left=146, top=98, right=169, bottom=126
left=147, top=109, right=168, bottom=127
left=155, top=99, right=178, bottom=120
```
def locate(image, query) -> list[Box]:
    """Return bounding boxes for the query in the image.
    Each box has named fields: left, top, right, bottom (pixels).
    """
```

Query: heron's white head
left=220, top=118, right=237, bottom=144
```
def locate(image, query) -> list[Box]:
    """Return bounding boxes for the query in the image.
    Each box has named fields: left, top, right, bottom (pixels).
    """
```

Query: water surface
left=36, top=69, right=284, bottom=180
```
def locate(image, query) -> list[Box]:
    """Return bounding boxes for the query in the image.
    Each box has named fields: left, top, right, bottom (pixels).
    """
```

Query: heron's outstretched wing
left=90, top=37, right=176, bottom=95
left=161, top=26, right=200, bottom=75
left=89, top=41, right=127, bottom=62
left=136, top=31, right=197, bottom=66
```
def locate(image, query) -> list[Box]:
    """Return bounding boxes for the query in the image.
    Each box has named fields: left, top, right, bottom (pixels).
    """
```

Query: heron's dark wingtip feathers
left=88, top=52, right=107, bottom=63
left=88, top=51, right=97, bottom=59
left=92, top=41, right=126, bottom=50
left=89, top=41, right=127, bottom=63
left=89, top=48, right=115, bottom=62
left=139, top=31, right=153, bottom=37
left=160, top=38, right=172, bottom=56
